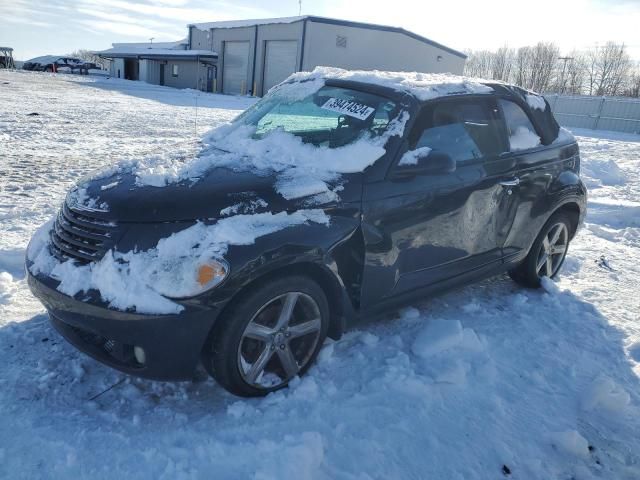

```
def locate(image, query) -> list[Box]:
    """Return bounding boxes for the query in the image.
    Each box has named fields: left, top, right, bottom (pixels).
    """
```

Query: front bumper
left=27, top=270, right=222, bottom=380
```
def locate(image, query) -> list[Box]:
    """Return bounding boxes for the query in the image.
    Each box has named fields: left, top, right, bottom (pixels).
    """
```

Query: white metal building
left=98, top=16, right=466, bottom=96
left=98, top=39, right=218, bottom=90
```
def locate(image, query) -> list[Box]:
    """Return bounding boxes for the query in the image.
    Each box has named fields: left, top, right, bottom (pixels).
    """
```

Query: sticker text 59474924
left=321, top=98, right=375, bottom=121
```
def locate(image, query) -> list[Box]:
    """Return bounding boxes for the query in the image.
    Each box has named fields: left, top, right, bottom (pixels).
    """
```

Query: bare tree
left=528, top=42, right=559, bottom=92
left=514, top=46, right=532, bottom=89
left=463, top=49, right=494, bottom=78
left=551, top=53, right=586, bottom=94
left=624, top=63, right=640, bottom=97
left=586, top=42, right=632, bottom=96
left=464, top=41, right=637, bottom=96
left=68, top=49, right=109, bottom=69
left=491, top=46, right=515, bottom=82
left=565, top=54, right=587, bottom=95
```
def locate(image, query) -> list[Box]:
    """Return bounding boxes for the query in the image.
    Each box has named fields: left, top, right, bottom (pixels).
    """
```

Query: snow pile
left=398, top=146, right=432, bottom=166
left=581, top=375, right=631, bottom=413
left=206, top=125, right=390, bottom=201
left=550, top=430, right=590, bottom=458
left=509, top=126, right=541, bottom=150
left=0, top=272, right=15, bottom=305
left=273, top=66, right=495, bottom=101
left=526, top=93, right=547, bottom=111
left=412, top=319, right=466, bottom=357
left=132, top=111, right=408, bottom=203
left=411, top=318, right=485, bottom=385
left=582, top=158, right=627, bottom=187
left=27, top=210, right=329, bottom=314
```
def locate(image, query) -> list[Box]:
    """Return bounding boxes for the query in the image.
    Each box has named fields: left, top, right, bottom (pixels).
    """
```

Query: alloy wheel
left=536, top=222, right=569, bottom=278
left=237, top=292, right=322, bottom=389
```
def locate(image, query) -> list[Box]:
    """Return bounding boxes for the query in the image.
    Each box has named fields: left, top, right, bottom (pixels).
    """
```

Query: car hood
left=70, top=166, right=362, bottom=222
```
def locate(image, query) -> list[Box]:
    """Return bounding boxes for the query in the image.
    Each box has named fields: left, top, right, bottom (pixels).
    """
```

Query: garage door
left=223, top=41, right=250, bottom=95
left=263, top=40, right=298, bottom=94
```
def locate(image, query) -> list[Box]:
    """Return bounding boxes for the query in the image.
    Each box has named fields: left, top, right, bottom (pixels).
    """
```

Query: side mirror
left=395, top=150, right=456, bottom=177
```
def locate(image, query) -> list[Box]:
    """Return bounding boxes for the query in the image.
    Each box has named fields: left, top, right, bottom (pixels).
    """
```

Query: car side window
left=406, top=99, right=504, bottom=166
left=498, top=99, right=541, bottom=152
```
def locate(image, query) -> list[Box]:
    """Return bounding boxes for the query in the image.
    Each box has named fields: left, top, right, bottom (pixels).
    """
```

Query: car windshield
left=232, top=85, right=400, bottom=148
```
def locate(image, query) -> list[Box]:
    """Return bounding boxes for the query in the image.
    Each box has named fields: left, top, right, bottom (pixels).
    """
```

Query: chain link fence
left=544, top=94, right=640, bottom=134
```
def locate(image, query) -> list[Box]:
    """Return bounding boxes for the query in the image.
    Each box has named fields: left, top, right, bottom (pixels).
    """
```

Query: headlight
left=152, top=258, right=229, bottom=299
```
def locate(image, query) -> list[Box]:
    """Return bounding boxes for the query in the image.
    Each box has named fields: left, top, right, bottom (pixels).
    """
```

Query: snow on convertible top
left=271, top=66, right=495, bottom=101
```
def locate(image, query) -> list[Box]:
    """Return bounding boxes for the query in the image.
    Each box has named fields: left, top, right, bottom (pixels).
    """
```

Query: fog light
left=133, top=346, right=146, bottom=365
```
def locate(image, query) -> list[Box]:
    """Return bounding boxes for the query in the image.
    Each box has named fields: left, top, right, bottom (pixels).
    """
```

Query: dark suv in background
left=22, top=56, right=87, bottom=72
left=27, top=71, right=586, bottom=397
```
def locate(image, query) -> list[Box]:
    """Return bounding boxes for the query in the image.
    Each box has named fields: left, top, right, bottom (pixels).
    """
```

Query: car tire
left=508, top=212, right=573, bottom=288
left=202, top=275, right=329, bottom=397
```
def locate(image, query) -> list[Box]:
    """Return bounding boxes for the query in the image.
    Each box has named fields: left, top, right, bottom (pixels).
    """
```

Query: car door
left=494, top=97, right=569, bottom=263
left=359, top=96, right=519, bottom=308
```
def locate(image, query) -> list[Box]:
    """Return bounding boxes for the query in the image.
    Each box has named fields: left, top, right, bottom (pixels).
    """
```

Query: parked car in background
left=23, top=56, right=88, bottom=72
left=26, top=68, right=586, bottom=397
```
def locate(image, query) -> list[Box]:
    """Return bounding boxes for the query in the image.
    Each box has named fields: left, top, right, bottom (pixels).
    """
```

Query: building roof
left=188, top=15, right=466, bottom=59
left=189, top=16, right=304, bottom=30
left=96, top=47, right=217, bottom=59
left=112, top=39, right=188, bottom=49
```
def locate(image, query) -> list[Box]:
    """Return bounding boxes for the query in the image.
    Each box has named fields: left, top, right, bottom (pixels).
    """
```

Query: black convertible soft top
left=489, top=83, right=561, bottom=145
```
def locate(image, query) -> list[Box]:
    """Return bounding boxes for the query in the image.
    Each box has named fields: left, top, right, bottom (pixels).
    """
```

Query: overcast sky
left=1, top=0, right=639, bottom=61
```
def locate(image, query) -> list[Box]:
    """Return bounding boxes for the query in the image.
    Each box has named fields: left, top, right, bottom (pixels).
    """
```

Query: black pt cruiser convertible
left=27, top=69, right=586, bottom=397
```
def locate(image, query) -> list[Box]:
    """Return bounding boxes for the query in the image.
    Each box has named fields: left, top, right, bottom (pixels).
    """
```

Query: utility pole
left=149, top=37, right=154, bottom=45
left=298, top=0, right=302, bottom=15
left=558, top=56, right=574, bottom=94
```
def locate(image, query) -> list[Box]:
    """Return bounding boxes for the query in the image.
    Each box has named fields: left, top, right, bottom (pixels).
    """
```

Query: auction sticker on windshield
left=321, top=98, right=375, bottom=120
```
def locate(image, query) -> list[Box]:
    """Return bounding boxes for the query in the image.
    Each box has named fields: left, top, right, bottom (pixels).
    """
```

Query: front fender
left=201, top=211, right=362, bottom=333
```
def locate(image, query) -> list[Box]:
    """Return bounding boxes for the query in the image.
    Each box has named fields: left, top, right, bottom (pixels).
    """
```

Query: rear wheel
left=509, top=212, right=572, bottom=288
left=202, top=275, right=329, bottom=397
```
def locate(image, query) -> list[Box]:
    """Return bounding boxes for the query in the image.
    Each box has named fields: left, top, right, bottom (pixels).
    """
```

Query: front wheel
left=509, top=212, right=573, bottom=288
left=202, top=275, right=329, bottom=397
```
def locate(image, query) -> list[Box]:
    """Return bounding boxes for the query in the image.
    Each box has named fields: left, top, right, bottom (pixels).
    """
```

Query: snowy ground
left=1, top=71, right=640, bottom=479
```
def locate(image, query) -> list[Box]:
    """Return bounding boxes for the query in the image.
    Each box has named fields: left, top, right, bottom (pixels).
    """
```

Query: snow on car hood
left=27, top=209, right=330, bottom=314
left=94, top=109, right=407, bottom=208
left=71, top=163, right=349, bottom=223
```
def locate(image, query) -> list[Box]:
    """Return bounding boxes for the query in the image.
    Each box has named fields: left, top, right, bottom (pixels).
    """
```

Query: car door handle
left=499, top=178, right=520, bottom=187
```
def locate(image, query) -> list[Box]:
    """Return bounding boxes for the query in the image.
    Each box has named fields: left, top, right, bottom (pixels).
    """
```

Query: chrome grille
left=50, top=202, right=116, bottom=263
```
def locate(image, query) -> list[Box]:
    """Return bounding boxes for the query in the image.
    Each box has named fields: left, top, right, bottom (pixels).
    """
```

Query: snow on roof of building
left=189, top=16, right=466, bottom=58
left=189, top=16, right=304, bottom=30
left=112, top=39, right=188, bottom=50
left=96, top=47, right=217, bottom=58
left=276, top=66, right=496, bottom=102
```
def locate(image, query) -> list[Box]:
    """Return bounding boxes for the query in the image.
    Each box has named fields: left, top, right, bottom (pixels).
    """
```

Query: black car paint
left=27, top=79, right=586, bottom=381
